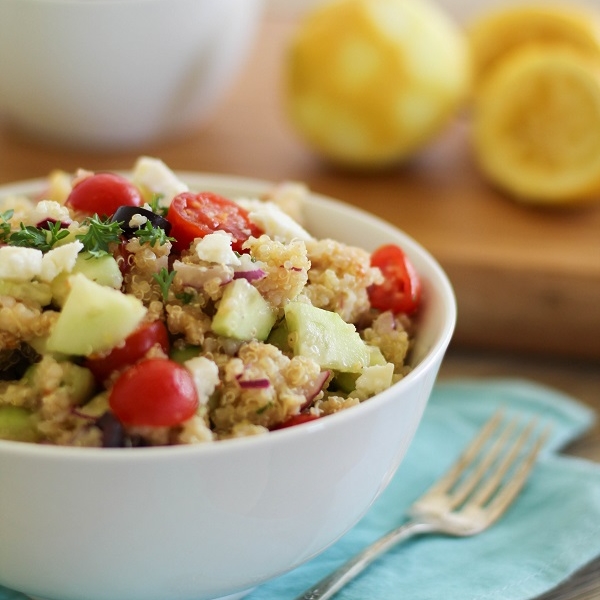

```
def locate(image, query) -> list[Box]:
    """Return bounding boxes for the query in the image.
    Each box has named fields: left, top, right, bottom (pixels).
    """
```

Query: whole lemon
left=283, top=0, right=470, bottom=168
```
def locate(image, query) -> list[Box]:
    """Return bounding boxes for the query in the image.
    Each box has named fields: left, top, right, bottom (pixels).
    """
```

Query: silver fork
left=295, top=410, right=551, bottom=600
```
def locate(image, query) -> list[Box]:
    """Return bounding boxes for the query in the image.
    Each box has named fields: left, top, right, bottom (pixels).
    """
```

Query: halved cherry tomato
left=167, top=191, right=263, bottom=253
left=65, top=173, right=143, bottom=217
left=109, top=358, right=198, bottom=427
left=368, top=244, right=421, bottom=315
left=85, top=321, right=169, bottom=383
left=272, top=413, right=320, bottom=430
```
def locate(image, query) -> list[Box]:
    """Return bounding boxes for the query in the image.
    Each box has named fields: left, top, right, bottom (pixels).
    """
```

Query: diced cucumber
left=266, top=321, right=290, bottom=352
left=367, top=345, right=387, bottom=366
left=284, top=302, right=370, bottom=373
left=0, top=406, right=38, bottom=442
left=0, top=279, right=52, bottom=306
left=24, top=360, right=95, bottom=404
left=333, top=346, right=390, bottom=393
left=170, top=345, right=202, bottom=364
left=46, top=273, right=147, bottom=356
left=334, top=371, right=359, bottom=394
left=212, top=279, right=277, bottom=341
left=61, top=363, right=96, bottom=404
left=51, top=252, right=123, bottom=307
left=353, top=363, right=395, bottom=399
left=77, top=392, right=110, bottom=419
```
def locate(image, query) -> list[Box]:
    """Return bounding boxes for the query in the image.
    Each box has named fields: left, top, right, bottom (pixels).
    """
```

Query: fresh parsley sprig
left=134, top=220, right=175, bottom=247
left=76, top=214, right=123, bottom=257
left=0, top=210, right=14, bottom=243
left=175, top=290, right=195, bottom=305
left=10, top=221, right=69, bottom=252
left=148, top=194, right=169, bottom=218
left=152, top=267, right=177, bottom=301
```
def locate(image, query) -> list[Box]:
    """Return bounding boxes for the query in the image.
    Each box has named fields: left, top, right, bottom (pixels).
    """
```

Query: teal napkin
left=248, top=378, right=600, bottom=600
left=1, top=378, right=599, bottom=600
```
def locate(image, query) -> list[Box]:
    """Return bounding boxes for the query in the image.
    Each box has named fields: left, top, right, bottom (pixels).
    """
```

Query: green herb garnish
left=152, top=267, right=177, bottom=301
left=0, top=210, right=14, bottom=244
left=148, top=194, right=169, bottom=218
left=8, top=220, right=70, bottom=252
left=234, top=251, right=257, bottom=263
left=175, top=290, right=195, bottom=305
left=76, top=215, right=123, bottom=257
left=256, top=402, right=274, bottom=415
left=134, top=220, right=174, bottom=247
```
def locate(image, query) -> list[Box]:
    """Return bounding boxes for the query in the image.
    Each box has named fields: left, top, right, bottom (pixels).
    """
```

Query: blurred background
left=267, top=0, right=600, bottom=19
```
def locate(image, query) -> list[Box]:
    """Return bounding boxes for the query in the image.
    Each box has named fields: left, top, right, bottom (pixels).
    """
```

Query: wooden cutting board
left=275, top=119, right=600, bottom=362
left=0, top=16, right=598, bottom=361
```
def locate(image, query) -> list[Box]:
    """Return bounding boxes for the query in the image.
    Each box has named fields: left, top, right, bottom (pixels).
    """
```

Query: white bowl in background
left=0, top=172, right=456, bottom=600
left=0, top=0, right=264, bottom=150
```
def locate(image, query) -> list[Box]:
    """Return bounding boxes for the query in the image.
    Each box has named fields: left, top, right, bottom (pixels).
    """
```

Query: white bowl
left=0, top=173, right=456, bottom=600
left=0, top=0, right=264, bottom=150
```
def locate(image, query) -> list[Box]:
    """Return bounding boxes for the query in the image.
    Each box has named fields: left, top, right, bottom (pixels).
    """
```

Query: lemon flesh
left=284, top=0, right=470, bottom=168
left=473, top=45, right=600, bottom=204
left=468, top=4, right=600, bottom=88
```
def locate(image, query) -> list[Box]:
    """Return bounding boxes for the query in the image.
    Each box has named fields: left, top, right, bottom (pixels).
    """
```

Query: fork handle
left=294, top=519, right=436, bottom=600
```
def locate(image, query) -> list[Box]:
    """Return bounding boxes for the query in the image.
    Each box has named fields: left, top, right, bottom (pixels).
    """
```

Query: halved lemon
left=472, top=44, right=600, bottom=204
left=468, top=4, right=600, bottom=87
left=283, top=0, right=470, bottom=168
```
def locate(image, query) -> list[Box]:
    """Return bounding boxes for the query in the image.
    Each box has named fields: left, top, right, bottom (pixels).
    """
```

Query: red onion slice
left=71, top=407, right=97, bottom=422
left=36, top=218, right=71, bottom=230
left=233, top=268, right=266, bottom=282
left=237, top=375, right=271, bottom=389
left=302, top=370, right=331, bottom=408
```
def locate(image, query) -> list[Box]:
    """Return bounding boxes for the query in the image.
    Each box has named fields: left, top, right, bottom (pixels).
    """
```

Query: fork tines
left=426, top=410, right=551, bottom=519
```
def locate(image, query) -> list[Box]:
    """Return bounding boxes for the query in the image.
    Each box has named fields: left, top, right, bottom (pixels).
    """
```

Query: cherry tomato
left=272, top=413, right=320, bottom=430
left=368, top=244, right=422, bottom=315
left=85, top=321, right=170, bottom=383
left=109, top=359, right=198, bottom=427
left=65, top=173, right=143, bottom=217
left=167, top=191, right=263, bottom=253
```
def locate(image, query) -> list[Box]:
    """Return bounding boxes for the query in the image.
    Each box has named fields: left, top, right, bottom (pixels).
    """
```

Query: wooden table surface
left=1, top=8, right=599, bottom=598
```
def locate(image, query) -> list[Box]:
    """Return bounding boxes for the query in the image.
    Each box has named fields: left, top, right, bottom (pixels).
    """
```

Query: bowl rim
left=0, top=171, right=456, bottom=460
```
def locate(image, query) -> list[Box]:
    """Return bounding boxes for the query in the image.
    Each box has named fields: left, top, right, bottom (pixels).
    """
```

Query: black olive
left=96, top=412, right=127, bottom=448
left=111, top=206, right=171, bottom=238
left=0, top=343, right=41, bottom=380
left=96, top=412, right=152, bottom=448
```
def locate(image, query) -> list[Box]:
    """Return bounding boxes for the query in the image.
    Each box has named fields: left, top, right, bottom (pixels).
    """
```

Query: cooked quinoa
left=0, top=157, right=419, bottom=447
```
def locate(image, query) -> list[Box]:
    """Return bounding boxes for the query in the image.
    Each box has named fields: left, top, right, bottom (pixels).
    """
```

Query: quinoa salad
left=0, top=157, right=422, bottom=447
